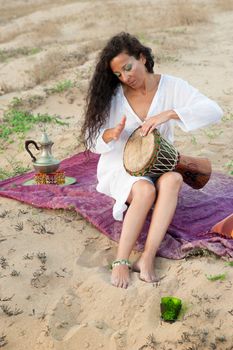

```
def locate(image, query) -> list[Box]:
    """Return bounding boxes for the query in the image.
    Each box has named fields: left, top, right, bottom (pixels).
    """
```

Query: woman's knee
left=132, top=180, right=156, bottom=202
left=156, top=172, right=183, bottom=191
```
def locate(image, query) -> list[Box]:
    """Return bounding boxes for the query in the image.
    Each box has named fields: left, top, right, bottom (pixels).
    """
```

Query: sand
left=0, top=1, right=233, bottom=349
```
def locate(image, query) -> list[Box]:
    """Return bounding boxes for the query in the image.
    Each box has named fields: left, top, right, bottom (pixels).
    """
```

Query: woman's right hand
left=103, top=116, right=126, bottom=143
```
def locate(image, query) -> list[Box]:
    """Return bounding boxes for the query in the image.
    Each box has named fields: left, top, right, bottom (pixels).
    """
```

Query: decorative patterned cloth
left=0, top=151, right=233, bottom=260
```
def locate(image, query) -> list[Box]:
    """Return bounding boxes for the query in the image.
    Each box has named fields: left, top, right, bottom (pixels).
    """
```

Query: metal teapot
left=25, top=132, right=60, bottom=174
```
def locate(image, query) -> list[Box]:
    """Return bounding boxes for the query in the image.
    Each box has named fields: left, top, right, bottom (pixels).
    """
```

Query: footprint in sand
left=76, top=241, right=115, bottom=270
left=159, top=275, right=181, bottom=295
left=47, top=288, right=116, bottom=349
left=47, top=292, right=82, bottom=341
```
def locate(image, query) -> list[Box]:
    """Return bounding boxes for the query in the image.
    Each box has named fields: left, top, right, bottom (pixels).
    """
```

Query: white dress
left=90, top=74, right=223, bottom=221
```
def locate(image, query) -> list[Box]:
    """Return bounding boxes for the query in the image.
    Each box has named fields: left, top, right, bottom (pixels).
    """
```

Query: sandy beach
left=0, top=1, right=233, bottom=349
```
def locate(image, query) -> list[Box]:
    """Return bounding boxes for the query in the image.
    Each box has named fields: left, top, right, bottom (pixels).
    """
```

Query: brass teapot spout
left=25, top=132, right=60, bottom=174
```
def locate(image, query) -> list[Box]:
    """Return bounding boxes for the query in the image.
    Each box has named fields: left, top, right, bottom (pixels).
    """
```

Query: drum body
left=123, top=128, right=211, bottom=189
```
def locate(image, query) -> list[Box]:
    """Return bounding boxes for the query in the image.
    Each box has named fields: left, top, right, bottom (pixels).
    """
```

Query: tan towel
left=210, top=214, right=233, bottom=238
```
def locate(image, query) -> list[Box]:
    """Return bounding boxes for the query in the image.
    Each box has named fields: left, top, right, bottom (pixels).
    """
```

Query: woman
left=82, top=32, right=223, bottom=289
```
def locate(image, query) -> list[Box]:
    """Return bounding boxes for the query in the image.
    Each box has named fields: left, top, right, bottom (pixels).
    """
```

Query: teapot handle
left=25, top=140, right=40, bottom=162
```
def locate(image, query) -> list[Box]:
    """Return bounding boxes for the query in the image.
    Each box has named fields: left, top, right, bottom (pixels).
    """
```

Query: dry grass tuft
left=0, top=21, right=61, bottom=45
left=0, top=47, right=41, bottom=64
left=0, top=333, right=7, bottom=347
left=34, top=21, right=61, bottom=41
left=0, top=28, right=24, bottom=44
left=0, top=0, right=79, bottom=23
left=31, top=48, right=89, bottom=86
left=0, top=19, right=60, bottom=44
left=31, top=50, right=64, bottom=85
left=0, top=81, right=15, bottom=95
left=0, top=1, right=52, bottom=23
left=215, top=0, right=233, bottom=11
left=162, top=0, right=209, bottom=27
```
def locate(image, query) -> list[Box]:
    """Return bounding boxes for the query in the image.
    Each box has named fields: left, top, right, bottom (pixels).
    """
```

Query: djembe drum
left=123, top=127, right=211, bottom=189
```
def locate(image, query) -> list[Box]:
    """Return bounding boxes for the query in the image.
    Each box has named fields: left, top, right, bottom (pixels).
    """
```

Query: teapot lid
left=40, top=132, right=52, bottom=145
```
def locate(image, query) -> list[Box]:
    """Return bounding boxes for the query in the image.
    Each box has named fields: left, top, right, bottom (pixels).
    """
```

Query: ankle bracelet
left=111, top=259, right=131, bottom=269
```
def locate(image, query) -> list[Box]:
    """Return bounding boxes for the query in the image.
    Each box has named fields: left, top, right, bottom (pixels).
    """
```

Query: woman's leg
left=133, top=172, right=183, bottom=282
left=111, top=179, right=156, bottom=288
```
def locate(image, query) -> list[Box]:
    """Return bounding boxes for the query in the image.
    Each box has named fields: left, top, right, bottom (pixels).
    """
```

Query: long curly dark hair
left=81, top=32, right=155, bottom=151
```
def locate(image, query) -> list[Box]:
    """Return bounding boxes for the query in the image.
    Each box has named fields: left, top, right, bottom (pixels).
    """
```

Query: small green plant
left=185, top=248, right=214, bottom=259
left=31, top=265, right=47, bottom=288
left=0, top=210, right=9, bottom=218
left=23, top=253, right=34, bottom=260
left=179, top=331, right=192, bottom=343
left=29, top=48, right=41, bottom=55
left=225, top=261, right=233, bottom=267
left=0, top=295, right=14, bottom=302
left=37, top=252, right=47, bottom=264
left=27, top=95, right=44, bottom=106
left=9, top=97, right=23, bottom=108
left=0, top=47, right=41, bottom=62
left=225, top=160, right=233, bottom=175
left=9, top=95, right=45, bottom=111
left=10, top=270, right=20, bottom=277
left=33, top=223, right=54, bottom=235
left=14, top=222, right=24, bottom=231
left=222, top=113, right=233, bottom=122
left=163, top=27, right=188, bottom=35
left=50, top=80, right=75, bottom=93
left=206, top=273, right=227, bottom=281
left=190, top=135, right=197, bottom=145
left=155, top=52, right=179, bottom=63
left=0, top=160, right=30, bottom=180
left=0, top=304, right=23, bottom=316
left=215, top=335, right=227, bottom=343
left=204, top=308, right=217, bottom=318
left=137, top=33, right=148, bottom=44
left=202, top=129, right=223, bottom=140
left=0, top=257, right=8, bottom=269
left=0, top=333, right=7, bottom=347
left=0, top=108, right=68, bottom=143
left=18, top=209, right=28, bottom=215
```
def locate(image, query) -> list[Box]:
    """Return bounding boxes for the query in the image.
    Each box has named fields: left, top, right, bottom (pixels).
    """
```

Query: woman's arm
left=172, top=78, right=223, bottom=132
left=102, top=116, right=126, bottom=143
left=90, top=116, right=126, bottom=154
left=140, top=110, right=179, bottom=136
left=140, top=78, right=223, bottom=136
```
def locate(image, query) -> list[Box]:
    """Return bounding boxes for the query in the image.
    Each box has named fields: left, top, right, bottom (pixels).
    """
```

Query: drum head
left=123, top=128, right=160, bottom=174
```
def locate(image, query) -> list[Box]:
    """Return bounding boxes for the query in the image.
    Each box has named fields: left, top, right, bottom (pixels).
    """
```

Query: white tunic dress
left=91, top=74, right=223, bottom=221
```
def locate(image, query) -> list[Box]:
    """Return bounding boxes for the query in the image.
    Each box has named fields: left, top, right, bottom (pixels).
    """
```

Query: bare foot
left=111, top=265, right=130, bottom=289
left=132, top=254, right=159, bottom=283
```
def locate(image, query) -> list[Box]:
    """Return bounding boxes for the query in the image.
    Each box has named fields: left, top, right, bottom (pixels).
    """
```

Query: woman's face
left=110, top=52, right=146, bottom=89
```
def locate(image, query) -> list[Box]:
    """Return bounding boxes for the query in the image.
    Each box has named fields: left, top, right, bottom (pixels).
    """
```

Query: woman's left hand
left=140, top=110, right=178, bottom=136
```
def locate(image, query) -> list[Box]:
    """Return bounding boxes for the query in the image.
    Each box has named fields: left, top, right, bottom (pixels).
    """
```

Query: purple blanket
left=0, top=151, right=233, bottom=260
